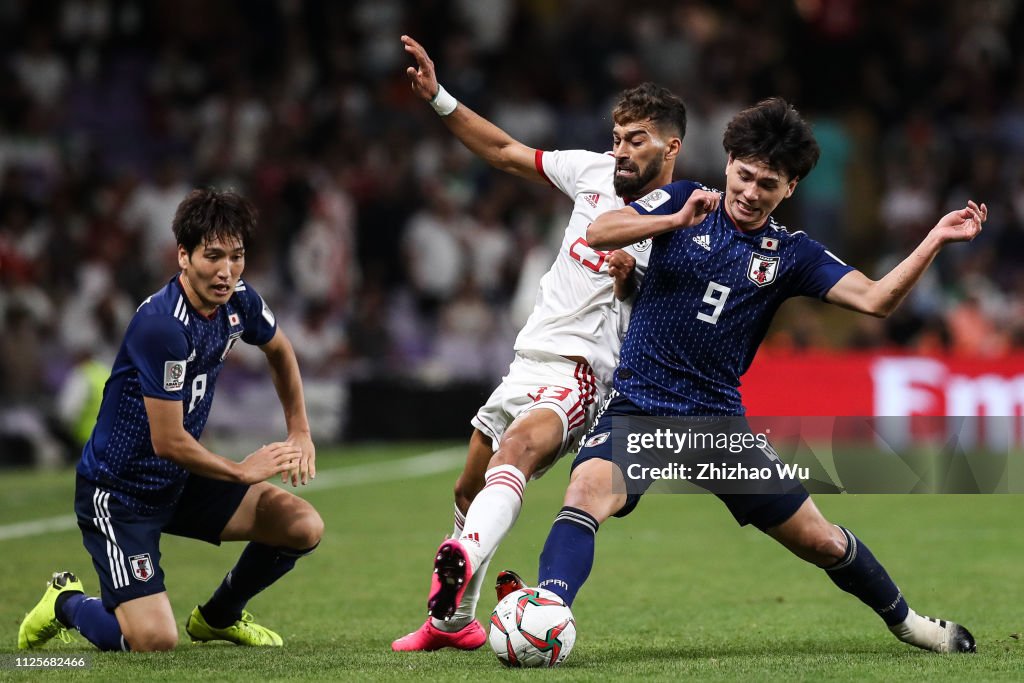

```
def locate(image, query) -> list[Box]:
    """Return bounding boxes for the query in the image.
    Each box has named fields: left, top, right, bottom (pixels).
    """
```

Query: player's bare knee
left=303, top=509, right=325, bottom=547
left=289, top=505, right=324, bottom=549
left=820, top=524, right=848, bottom=561
left=562, top=476, right=609, bottom=520
left=794, top=524, right=846, bottom=566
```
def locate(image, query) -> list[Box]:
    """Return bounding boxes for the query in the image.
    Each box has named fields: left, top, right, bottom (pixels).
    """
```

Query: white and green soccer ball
left=488, top=587, right=576, bottom=668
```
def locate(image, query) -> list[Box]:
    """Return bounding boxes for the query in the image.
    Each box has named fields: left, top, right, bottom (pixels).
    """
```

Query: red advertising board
left=743, top=352, right=1024, bottom=417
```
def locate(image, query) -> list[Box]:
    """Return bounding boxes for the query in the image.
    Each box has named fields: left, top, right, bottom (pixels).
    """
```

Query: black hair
left=723, top=97, right=819, bottom=180
left=172, top=188, right=257, bottom=254
left=612, top=82, right=687, bottom=140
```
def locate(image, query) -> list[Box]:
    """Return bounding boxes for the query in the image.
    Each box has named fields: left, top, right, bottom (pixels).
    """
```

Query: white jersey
left=514, top=149, right=652, bottom=385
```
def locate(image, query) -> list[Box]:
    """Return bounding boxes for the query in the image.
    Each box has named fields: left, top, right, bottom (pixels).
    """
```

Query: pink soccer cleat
left=427, top=539, right=473, bottom=621
left=391, top=618, right=486, bottom=651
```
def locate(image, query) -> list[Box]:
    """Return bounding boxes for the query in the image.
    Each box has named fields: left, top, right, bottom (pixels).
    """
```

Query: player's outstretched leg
left=185, top=606, right=283, bottom=646
left=825, top=526, right=976, bottom=653
left=18, top=572, right=83, bottom=649
left=770, top=501, right=976, bottom=654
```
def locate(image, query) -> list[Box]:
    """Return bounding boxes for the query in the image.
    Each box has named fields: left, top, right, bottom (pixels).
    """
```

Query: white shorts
left=471, top=350, right=608, bottom=478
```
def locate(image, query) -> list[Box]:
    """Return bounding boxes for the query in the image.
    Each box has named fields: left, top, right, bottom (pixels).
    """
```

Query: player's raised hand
left=932, top=200, right=987, bottom=244
left=674, top=189, right=720, bottom=229
left=281, top=431, right=316, bottom=487
left=239, top=442, right=301, bottom=485
left=401, top=35, right=439, bottom=101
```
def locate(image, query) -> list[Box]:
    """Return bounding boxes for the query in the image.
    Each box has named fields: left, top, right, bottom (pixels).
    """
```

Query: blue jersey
left=616, top=180, right=854, bottom=416
left=77, top=274, right=277, bottom=514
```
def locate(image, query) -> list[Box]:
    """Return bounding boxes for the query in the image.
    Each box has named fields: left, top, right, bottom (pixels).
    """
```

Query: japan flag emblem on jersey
left=129, top=553, right=154, bottom=582
left=747, top=254, right=780, bottom=287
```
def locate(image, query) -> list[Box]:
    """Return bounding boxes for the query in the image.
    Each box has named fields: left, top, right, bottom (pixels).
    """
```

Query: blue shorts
left=572, top=392, right=808, bottom=531
left=74, top=473, right=250, bottom=609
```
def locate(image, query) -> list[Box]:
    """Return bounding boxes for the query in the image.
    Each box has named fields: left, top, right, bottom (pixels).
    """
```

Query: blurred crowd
left=1, top=0, right=1023, bottom=457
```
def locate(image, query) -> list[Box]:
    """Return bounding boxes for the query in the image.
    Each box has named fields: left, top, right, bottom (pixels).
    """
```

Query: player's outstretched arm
left=826, top=200, right=987, bottom=317
left=402, top=34, right=541, bottom=182
left=588, top=190, right=720, bottom=250
left=261, top=328, right=315, bottom=486
left=144, top=396, right=299, bottom=484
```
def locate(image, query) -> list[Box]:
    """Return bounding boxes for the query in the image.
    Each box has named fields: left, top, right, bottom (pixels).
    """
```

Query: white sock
left=889, top=608, right=954, bottom=652
left=458, top=465, right=526, bottom=569
left=433, top=465, right=525, bottom=629
left=452, top=503, right=466, bottom=539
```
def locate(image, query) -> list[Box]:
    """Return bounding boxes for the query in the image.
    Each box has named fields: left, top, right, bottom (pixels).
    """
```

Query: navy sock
left=59, top=594, right=128, bottom=651
left=536, top=507, right=599, bottom=607
left=825, top=526, right=909, bottom=626
left=200, top=542, right=318, bottom=628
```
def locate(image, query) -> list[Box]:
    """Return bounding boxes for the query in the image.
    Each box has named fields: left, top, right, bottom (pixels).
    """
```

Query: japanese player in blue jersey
left=529, top=98, right=985, bottom=654
left=18, top=189, right=323, bottom=652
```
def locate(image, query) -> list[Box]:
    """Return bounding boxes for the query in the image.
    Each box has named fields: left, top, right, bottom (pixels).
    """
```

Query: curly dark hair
left=172, top=188, right=257, bottom=254
left=723, top=97, right=820, bottom=180
left=612, top=82, right=687, bottom=139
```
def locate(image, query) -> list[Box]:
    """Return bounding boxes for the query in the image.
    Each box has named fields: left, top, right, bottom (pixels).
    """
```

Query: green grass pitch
left=0, top=442, right=1021, bottom=681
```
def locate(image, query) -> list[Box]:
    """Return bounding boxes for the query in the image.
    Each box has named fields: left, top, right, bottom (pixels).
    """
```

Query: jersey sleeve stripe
left=534, top=149, right=555, bottom=187
left=824, top=249, right=848, bottom=266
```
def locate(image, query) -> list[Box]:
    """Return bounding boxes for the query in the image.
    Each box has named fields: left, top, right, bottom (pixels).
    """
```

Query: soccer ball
left=488, top=587, right=576, bottom=667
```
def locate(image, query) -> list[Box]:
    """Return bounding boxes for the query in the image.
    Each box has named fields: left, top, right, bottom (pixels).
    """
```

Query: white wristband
left=429, top=84, right=458, bottom=116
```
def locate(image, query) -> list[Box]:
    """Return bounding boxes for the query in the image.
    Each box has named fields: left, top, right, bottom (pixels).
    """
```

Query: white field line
left=0, top=446, right=465, bottom=542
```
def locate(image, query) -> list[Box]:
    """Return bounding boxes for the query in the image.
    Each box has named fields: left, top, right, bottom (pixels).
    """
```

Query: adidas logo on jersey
left=693, top=235, right=711, bottom=251
left=584, top=193, right=600, bottom=208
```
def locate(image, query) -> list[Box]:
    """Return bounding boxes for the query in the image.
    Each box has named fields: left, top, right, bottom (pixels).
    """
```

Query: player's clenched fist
left=674, top=189, right=720, bottom=229
left=606, top=249, right=636, bottom=283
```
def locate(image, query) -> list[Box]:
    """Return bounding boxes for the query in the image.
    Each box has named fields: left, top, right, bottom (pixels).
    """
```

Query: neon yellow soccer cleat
left=18, top=571, right=83, bottom=649
left=185, top=606, right=283, bottom=646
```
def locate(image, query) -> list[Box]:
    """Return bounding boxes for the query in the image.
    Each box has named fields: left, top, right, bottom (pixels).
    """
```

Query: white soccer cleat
left=889, top=609, right=977, bottom=653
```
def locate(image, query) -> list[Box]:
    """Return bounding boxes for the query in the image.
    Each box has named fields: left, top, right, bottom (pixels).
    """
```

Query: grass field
left=1, top=442, right=1021, bottom=681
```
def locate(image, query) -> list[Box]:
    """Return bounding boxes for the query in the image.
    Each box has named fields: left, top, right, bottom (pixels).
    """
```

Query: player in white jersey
left=392, top=35, right=687, bottom=651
